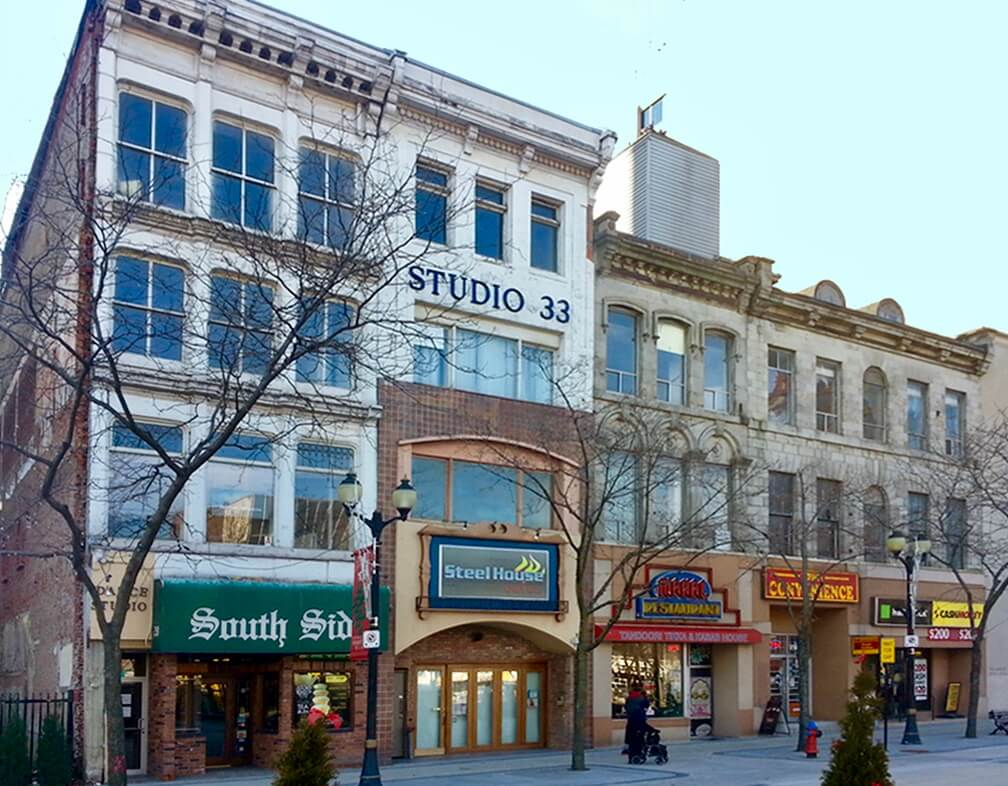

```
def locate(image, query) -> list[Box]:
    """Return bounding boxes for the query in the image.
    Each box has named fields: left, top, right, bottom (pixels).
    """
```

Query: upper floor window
left=117, top=92, right=186, bottom=209
left=415, top=162, right=449, bottom=244
left=945, top=390, right=965, bottom=457
left=413, top=326, right=553, bottom=404
left=294, top=443, right=353, bottom=551
left=815, top=359, right=840, bottom=433
left=816, top=478, right=841, bottom=559
left=767, top=347, right=795, bottom=425
left=112, top=256, right=184, bottom=360
left=907, top=491, right=930, bottom=564
left=944, top=497, right=967, bottom=570
left=298, top=147, right=355, bottom=250
left=107, top=421, right=184, bottom=539
left=647, top=457, right=683, bottom=544
left=296, top=299, right=353, bottom=389
left=656, top=321, right=687, bottom=405
left=863, top=486, right=888, bottom=562
left=907, top=381, right=928, bottom=450
left=206, top=433, right=274, bottom=545
left=602, top=451, right=639, bottom=543
left=208, top=276, right=274, bottom=377
left=411, top=455, right=553, bottom=529
left=698, top=463, right=731, bottom=551
left=768, top=471, right=794, bottom=555
left=703, top=331, right=732, bottom=413
left=211, top=121, right=275, bottom=231
left=606, top=309, right=638, bottom=395
left=475, top=182, right=506, bottom=260
left=863, top=367, right=887, bottom=442
left=530, top=197, right=560, bottom=272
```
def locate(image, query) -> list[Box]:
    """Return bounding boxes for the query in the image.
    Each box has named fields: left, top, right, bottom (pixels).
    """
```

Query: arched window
left=606, top=307, right=638, bottom=395
left=864, top=486, right=888, bottom=562
left=703, top=330, right=733, bottom=413
left=813, top=280, right=846, bottom=307
left=656, top=320, right=687, bottom=405
left=863, top=367, right=887, bottom=442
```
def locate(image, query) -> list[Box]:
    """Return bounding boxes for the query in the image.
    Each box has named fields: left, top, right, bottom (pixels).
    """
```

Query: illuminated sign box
left=428, top=536, right=560, bottom=612
left=635, top=570, right=723, bottom=621
left=762, top=568, right=859, bottom=604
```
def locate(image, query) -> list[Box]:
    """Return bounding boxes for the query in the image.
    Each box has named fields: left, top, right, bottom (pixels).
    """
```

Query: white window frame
left=815, top=359, right=841, bottom=434
left=474, top=179, right=508, bottom=261
left=116, top=90, right=189, bottom=208
left=211, top=119, right=277, bottom=231
left=530, top=195, right=562, bottom=273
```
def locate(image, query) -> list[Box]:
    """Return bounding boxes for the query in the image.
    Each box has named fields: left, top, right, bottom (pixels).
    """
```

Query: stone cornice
left=595, top=223, right=989, bottom=377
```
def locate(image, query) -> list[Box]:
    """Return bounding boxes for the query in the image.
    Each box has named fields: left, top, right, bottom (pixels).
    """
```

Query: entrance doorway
left=202, top=677, right=254, bottom=767
left=414, top=665, right=545, bottom=755
left=121, top=679, right=147, bottom=774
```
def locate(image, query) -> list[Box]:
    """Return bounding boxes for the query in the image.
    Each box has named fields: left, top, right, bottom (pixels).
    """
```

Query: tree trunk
left=103, top=636, right=128, bottom=786
left=965, top=636, right=983, bottom=738
left=570, top=616, right=592, bottom=771
left=795, top=629, right=811, bottom=752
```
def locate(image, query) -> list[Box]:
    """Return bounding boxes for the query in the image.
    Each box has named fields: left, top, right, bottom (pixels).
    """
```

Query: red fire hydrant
left=805, top=721, right=823, bottom=758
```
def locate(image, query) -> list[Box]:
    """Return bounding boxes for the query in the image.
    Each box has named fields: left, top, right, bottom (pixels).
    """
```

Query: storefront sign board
left=873, top=598, right=933, bottom=627
left=636, top=570, right=723, bottom=621
left=913, top=659, right=928, bottom=702
left=927, top=627, right=974, bottom=642
left=945, top=682, right=962, bottom=714
left=152, top=580, right=389, bottom=654
left=89, top=554, right=154, bottom=642
left=596, top=623, right=762, bottom=645
left=851, top=636, right=880, bottom=656
left=763, top=568, right=859, bottom=604
left=931, top=600, right=984, bottom=629
left=880, top=638, right=896, bottom=664
left=428, top=537, right=559, bottom=612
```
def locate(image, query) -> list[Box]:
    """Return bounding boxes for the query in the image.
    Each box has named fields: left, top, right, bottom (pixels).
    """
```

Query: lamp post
left=338, top=473, right=417, bottom=786
left=886, top=528, right=931, bottom=746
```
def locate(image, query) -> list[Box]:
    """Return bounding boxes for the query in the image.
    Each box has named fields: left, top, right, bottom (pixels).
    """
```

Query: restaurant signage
left=636, top=570, right=723, bottom=621
left=931, top=600, right=984, bottom=629
left=153, top=580, right=389, bottom=654
left=762, top=568, right=859, bottom=604
left=873, top=598, right=933, bottom=627
left=428, top=537, right=559, bottom=612
left=596, top=623, right=762, bottom=645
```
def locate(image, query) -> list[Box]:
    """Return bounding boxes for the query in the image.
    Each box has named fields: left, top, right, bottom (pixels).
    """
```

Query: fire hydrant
left=805, top=721, right=823, bottom=758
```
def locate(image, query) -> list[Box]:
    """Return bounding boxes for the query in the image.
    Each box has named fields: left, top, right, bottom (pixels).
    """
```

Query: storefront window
left=770, top=635, right=805, bottom=719
left=262, top=673, right=280, bottom=732
left=206, top=434, right=274, bottom=545
left=611, top=642, right=683, bottom=718
left=294, top=443, right=353, bottom=550
left=293, top=671, right=352, bottom=730
left=175, top=674, right=203, bottom=735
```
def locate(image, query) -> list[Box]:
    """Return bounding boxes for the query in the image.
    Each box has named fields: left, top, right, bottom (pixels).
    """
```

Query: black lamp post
left=885, top=528, right=931, bottom=746
left=338, top=473, right=417, bottom=786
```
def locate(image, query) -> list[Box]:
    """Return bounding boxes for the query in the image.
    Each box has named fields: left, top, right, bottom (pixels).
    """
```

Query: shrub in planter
left=273, top=717, right=336, bottom=786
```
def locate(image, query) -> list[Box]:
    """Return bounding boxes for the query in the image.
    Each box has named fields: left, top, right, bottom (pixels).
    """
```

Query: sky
left=2, top=0, right=1005, bottom=337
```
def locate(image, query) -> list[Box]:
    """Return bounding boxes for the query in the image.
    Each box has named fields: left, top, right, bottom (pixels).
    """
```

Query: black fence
left=0, top=691, right=74, bottom=765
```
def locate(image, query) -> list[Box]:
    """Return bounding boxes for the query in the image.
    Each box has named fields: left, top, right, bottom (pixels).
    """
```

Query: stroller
left=627, top=725, right=668, bottom=765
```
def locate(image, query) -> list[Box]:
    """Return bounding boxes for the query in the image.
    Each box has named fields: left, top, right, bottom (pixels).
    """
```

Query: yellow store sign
left=931, top=601, right=984, bottom=629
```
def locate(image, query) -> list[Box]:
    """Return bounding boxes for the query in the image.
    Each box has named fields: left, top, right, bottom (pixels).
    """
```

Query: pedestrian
left=623, top=682, right=651, bottom=757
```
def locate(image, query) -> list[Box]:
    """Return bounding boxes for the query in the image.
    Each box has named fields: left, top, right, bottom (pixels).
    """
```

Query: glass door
left=500, top=671, right=519, bottom=745
left=475, top=671, right=494, bottom=747
left=121, top=680, right=146, bottom=773
left=450, top=671, right=470, bottom=749
left=524, top=670, right=542, bottom=744
left=415, top=669, right=444, bottom=755
left=202, top=679, right=230, bottom=765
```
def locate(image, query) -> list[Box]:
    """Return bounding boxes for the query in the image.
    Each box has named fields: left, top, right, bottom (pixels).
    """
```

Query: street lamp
left=338, top=473, right=417, bottom=786
left=886, top=528, right=931, bottom=746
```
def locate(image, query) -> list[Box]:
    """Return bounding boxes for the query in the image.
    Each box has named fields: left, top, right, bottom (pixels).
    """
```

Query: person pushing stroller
left=622, top=683, right=668, bottom=765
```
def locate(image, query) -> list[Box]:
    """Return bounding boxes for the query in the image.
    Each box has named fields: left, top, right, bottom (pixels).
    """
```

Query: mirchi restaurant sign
left=636, top=570, right=723, bottom=621
left=763, top=568, right=859, bottom=604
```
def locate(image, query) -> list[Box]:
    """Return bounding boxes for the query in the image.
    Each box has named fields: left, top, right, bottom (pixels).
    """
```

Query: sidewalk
left=131, top=717, right=1008, bottom=786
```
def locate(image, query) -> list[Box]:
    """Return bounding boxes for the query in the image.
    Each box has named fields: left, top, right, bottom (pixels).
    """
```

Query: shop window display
left=611, top=642, right=684, bottom=718
left=293, top=671, right=352, bottom=729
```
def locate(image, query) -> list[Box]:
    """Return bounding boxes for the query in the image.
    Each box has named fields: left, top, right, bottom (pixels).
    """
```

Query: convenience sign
left=763, top=568, right=859, bottom=604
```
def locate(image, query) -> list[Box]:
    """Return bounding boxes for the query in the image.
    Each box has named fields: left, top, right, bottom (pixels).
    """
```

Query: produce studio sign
left=636, top=570, right=723, bottom=621
left=428, top=536, right=560, bottom=613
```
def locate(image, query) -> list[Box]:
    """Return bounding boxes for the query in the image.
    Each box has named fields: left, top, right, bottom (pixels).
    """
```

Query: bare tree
left=0, top=81, right=475, bottom=785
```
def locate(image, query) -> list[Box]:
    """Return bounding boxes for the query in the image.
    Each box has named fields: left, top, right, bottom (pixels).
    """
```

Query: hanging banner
left=350, top=545, right=374, bottom=661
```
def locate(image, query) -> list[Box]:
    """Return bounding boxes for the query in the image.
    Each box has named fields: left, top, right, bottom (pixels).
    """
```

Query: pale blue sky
left=3, top=1, right=1005, bottom=337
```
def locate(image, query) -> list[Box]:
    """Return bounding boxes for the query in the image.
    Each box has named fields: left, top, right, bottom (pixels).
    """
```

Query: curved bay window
left=611, top=642, right=684, bottom=719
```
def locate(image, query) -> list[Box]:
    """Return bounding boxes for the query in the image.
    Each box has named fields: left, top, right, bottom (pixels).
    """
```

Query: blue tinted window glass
left=411, top=456, right=446, bottom=521
left=117, top=147, right=151, bottom=199
left=327, top=204, right=353, bottom=250
left=151, top=263, right=183, bottom=312
left=211, top=173, right=241, bottom=223
left=298, top=148, right=325, bottom=196
left=154, top=103, right=186, bottom=158
left=416, top=165, right=447, bottom=187
left=414, top=345, right=446, bottom=387
left=521, top=345, right=553, bottom=404
left=330, top=157, right=355, bottom=204
left=531, top=201, right=556, bottom=220
left=112, top=305, right=147, bottom=355
left=115, top=257, right=149, bottom=304
left=244, top=182, right=273, bottom=231
left=298, top=196, right=326, bottom=245
left=475, top=185, right=504, bottom=204
left=243, top=330, right=272, bottom=376
left=208, top=324, right=239, bottom=371
left=415, top=189, right=446, bottom=244
left=475, top=207, right=503, bottom=259
left=212, top=122, right=242, bottom=173
left=216, top=433, right=272, bottom=462
left=112, top=421, right=183, bottom=453
left=244, top=283, right=274, bottom=331
left=150, top=313, right=183, bottom=360
left=119, top=94, right=152, bottom=148
left=452, top=461, right=517, bottom=525
left=153, top=157, right=184, bottom=209
left=209, top=276, right=241, bottom=323
left=530, top=221, right=557, bottom=271
left=607, top=310, right=637, bottom=374
left=245, top=131, right=275, bottom=183
left=297, top=443, right=353, bottom=471
left=522, top=471, right=553, bottom=529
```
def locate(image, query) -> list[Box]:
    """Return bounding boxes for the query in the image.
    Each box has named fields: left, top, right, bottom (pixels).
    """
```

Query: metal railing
left=0, top=691, right=74, bottom=768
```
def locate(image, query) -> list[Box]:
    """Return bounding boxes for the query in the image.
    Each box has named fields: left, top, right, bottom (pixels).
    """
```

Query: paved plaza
left=131, top=718, right=1008, bottom=786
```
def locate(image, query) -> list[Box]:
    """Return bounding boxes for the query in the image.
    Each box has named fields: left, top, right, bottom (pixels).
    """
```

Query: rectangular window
left=907, top=381, right=929, bottom=450
left=296, top=299, right=354, bottom=389
left=606, top=309, right=638, bottom=395
left=611, top=643, right=684, bottom=719
left=944, top=497, right=967, bottom=570
left=211, top=121, right=275, bottom=231
left=298, top=147, right=355, bottom=250
left=656, top=322, right=687, bottom=405
left=815, top=359, right=840, bottom=433
left=907, top=492, right=930, bottom=542
left=703, top=332, right=732, bottom=412
left=602, top=451, right=638, bottom=543
left=698, top=464, right=731, bottom=551
left=175, top=675, right=203, bottom=734
left=530, top=198, right=560, bottom=272
left=112, top=256, right=184, bottom=360
left=293, top=672, right=352, bottom=729
left=767, top=348, right=794, bottom=425
left=475, top=182, right=506, bottom=260
left=108, top=421, right=184, bottom=539
left=647, top=457, right=682, bottom=545
left=117, top=92, right=186, bottom=209
left=816, top=479, right=842, bottom=559
left=410, top=455, right=552, bottom=529
left=415, top=163, right=448, bottom=244
left=769, top=471, right=795, bottom=554
left=413, top=328, right=449, bottom=388
left=456, top=329, right=518, bottom=399
left=864, top=489, right=888, bottom=563
left=205, top=433, right=273, bottom=545
left=945, top=390, right=965, bottom=457
left=521, top=345, right=553, bottom=404
left=208, top=276, right=274, bottom=377
left=294, top=443, right=353, bottom=550
left=863, top=369, right=887, bottom=442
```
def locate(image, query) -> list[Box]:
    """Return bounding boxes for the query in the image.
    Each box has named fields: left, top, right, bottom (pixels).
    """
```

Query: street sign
left=362, top=629, right=381, bottom=650
left=880, top=637, right=896, bottom=664
left=904, top=634, right=919, bottom=648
